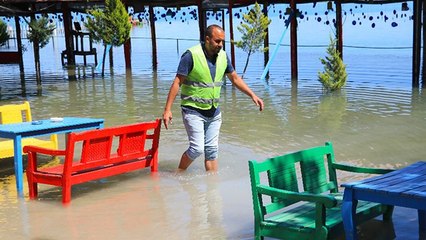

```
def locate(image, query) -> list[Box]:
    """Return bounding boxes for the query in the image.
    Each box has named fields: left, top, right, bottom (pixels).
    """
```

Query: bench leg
left=26, top=174, right=38, bottom=200
left=151, top=153, right=159, bottom=172
left=62, top=183, right=72, bottom=204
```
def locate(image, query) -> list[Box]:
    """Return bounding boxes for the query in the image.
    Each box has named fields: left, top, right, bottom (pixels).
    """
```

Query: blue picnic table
left=342, top=161, right=426, bottom=240
left=0, top=117, right=104, bottom=197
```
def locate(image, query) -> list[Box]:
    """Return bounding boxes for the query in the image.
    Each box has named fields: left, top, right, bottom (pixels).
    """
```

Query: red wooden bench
left=24, top=119, right=161, bottom=204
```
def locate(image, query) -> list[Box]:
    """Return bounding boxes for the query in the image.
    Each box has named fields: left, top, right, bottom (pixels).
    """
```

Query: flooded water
left=0, top=30, right=425, bottom=239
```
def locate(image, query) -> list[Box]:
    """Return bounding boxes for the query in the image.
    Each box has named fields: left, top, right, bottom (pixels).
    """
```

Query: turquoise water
left=0, top=7, right=425, bottom=238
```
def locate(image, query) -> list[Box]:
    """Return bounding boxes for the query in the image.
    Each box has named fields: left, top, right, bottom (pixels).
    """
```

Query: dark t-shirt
left=177, top=44, right=234, bottom=117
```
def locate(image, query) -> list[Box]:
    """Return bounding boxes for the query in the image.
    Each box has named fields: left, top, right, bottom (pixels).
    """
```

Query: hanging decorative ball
left=391, top=22, right=398, bottom=27
left=371, top=23, right=376, bottom=28
left=317, top=17, right=322, bottom=22
left=352, top=20, right=356, bottom=25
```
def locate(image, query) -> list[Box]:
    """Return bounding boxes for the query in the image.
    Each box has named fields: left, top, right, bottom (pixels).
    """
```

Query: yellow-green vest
left=181, top=44, right=227, bottom=110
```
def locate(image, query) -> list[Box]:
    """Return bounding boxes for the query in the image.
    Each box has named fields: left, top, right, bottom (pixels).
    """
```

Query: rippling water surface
left=0, top=35, right=425, bottom=239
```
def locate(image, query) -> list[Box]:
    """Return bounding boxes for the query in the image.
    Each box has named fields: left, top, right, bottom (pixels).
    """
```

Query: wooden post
left=124, top=4, right=132, bottom=69
left=263, top=1, right=270, bottom=79
left=228, top=0, right=236, bottom=68
left=149, top=6, right=157, bottom=71
left=197, top=0, right=205, bottom=42
left=14, top=16, right=24, bottom=73
left=336, top=0, right=343, bottom=58
left=413, top=0, right=422, bottom=87
left=422, top=0, right=426, bottom=88
left=290, top=0, right=298, bottom=81
left=221, top=9, right=226, bottom=51
left=62, top=3, right=75, bottom=65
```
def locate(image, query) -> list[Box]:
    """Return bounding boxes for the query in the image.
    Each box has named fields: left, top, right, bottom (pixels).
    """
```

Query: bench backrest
left=63, top=119, right=161, bottom=174
left=248, top=142, right=339, bottom=216
left=0, top=101, right=32, bottom=124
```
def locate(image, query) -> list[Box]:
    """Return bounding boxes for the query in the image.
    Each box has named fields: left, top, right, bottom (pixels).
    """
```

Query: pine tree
left=318, top=37, right=347, bottom=91
left=0, top=20, right=9, bottom=47
left=234, top=2, right=271, bottom=78
left=85, top=0, right=131, bottom=76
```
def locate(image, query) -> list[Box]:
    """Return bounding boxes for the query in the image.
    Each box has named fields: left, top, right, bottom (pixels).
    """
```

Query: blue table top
left=342, top=161, right=426, bottom=198
left=0, top=117, right=104, bottom=137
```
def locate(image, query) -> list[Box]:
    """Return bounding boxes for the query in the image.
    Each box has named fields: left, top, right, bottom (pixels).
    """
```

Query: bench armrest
left=332, top=163, right=394, bottom=174
left=257, top=185, right=337, bottom=208
left=24, top=146, right=66, bottom=172
left=24, top=146, right=66, bottom=156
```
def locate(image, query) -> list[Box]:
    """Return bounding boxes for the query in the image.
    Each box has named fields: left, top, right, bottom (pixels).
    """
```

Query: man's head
left=204, top=24, right=225, bottom=57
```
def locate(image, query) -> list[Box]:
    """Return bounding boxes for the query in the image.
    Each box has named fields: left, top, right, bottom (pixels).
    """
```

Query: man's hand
left=162, top=110, right=173, bottom=130
left=252, top=95, right=264, bottom=111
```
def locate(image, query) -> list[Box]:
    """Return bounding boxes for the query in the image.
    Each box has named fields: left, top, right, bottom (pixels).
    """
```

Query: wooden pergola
left=0, top=0, right=424, bottom=87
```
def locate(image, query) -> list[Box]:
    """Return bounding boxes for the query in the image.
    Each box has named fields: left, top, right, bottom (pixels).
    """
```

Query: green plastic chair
left=248, top=142, right=394, bottom=240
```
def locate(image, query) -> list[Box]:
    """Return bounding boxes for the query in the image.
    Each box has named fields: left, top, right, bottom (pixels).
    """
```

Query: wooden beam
left=263, top=1, right=269, bottom=78
left=336, top=0, right=343, bottom=58
left=14, top=16, right=24, bottom=73
left=228, top=0, right=236, bottom=69
left=197, top=0, right=205, bottom=42
left=124, top=4, right=132, bottom=69
left=290, top=0, right=298, bottom=81
left=62, top=2, right=75, bottom=65
left=149, top=6, right=158, bottom=71
left=413, top=0, right=421, bottom=87
left=422, top=0, right=425, bottom=88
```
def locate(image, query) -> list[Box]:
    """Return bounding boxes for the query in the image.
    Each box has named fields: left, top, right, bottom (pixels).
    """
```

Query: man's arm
left=162, top=74, right=186, bottom=129
left=226, top=71, right=264, bottom=111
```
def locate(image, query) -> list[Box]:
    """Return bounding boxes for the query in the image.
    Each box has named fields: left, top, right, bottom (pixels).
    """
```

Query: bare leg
left=205, top=159, right=218, bottom=172
left=177, top=152, right=193, bottom=172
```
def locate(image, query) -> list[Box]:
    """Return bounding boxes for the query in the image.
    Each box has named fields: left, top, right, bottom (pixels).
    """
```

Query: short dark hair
left=205, top=24, right=223, bottom=38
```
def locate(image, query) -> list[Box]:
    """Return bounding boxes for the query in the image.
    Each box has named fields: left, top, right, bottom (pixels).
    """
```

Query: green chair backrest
left=249, top=142, right=339, bottom=216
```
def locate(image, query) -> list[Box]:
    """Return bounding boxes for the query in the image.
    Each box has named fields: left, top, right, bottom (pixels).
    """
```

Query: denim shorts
left=181, top=107, right=222, bottom=161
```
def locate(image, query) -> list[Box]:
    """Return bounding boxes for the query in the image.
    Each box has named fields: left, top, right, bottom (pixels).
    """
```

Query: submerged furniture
left=25, top=119, right=161, bottom=204
left=0, top=101, right=58, bottom=160
left=342, top=161, right=426, bottom=240
left=248, top=142, right=394, bottom=240
left=0, top=116, right=104, bottom=196
left=61, top=24, right=97, bottom=66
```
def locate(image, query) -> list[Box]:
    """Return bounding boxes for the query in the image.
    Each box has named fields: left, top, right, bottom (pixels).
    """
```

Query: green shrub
left=0, top=20, right=10, bottom=47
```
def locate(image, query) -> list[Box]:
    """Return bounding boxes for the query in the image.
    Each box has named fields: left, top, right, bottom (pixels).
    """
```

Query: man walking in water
left=162, top=24, right=264, bottom=172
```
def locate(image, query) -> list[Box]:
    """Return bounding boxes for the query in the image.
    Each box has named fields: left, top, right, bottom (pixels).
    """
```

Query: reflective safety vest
left=181, top=44, right=227, bottom=110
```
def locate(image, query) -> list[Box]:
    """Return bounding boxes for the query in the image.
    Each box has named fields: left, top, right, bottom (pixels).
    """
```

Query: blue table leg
left=13, top=135, right=24, bottom=197
left=342, top=188, right=358, bottom=240
left=419, top=209, right=426, bottom=240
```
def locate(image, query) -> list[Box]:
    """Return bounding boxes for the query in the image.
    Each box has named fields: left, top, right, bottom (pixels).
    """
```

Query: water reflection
left=177, top=174, right=225, bottom=239
left=0, top=40, right=425, bottom=239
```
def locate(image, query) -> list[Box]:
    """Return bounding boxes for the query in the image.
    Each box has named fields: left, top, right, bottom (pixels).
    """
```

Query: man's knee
left=186, top=147, right=204, bottom=160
